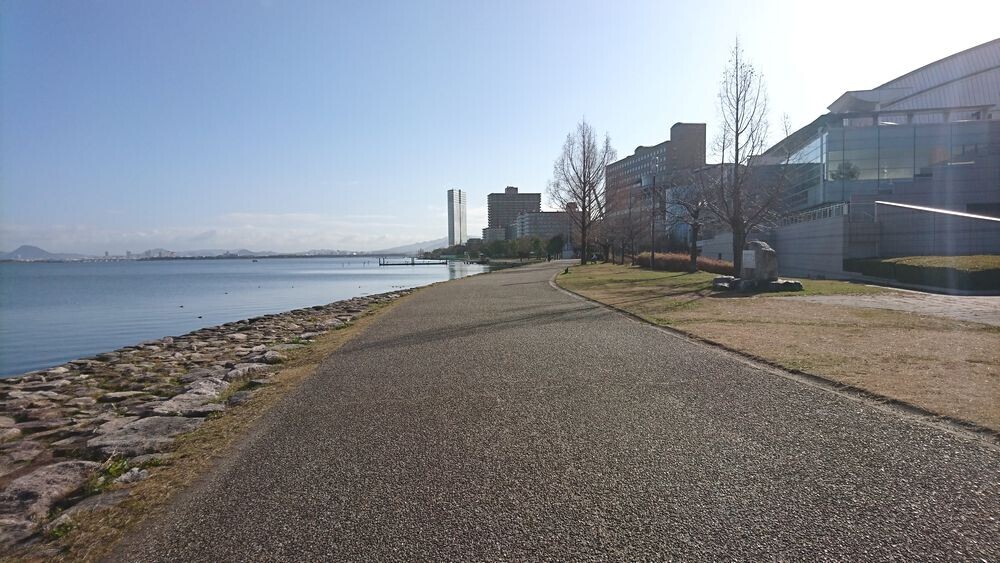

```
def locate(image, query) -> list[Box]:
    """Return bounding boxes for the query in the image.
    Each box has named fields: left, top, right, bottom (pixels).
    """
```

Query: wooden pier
left=378, top=257, right=448, bottom=266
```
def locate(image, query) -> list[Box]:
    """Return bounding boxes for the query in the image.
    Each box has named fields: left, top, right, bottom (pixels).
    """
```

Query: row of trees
left=480, top=234, right=565, bottom=260
left=424, top=235, right=566, bottom=261
left=547, top=40, right=791, bottom=272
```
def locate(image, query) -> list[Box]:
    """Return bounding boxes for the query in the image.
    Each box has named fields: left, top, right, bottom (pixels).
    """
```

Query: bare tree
left=664, top=168, right=713, bottom=272
left=707, top=39, right=788, bottom=273
left=548, top=119, right=617, bottom=265
left=607, top=186, right=645, bottom=264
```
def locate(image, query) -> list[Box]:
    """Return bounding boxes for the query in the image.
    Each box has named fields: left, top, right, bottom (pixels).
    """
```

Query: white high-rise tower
left=447, top=188, right=467, bottom=246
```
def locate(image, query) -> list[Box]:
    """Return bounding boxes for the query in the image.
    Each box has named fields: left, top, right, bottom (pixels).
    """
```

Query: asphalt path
left=118, top=260, right=999, bottom=561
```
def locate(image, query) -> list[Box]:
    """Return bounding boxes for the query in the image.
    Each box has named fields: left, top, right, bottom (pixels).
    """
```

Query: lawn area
left=843, top=254, right=1000, bottom=291
left=557, top=262, right=1000, bottom=432
left=885, top=255, right=1000, bottom=272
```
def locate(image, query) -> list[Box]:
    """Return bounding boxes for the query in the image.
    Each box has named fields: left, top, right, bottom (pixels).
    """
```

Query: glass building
left=774, top=117, right=998, bottom=215
left=767, top=38, right=1000, bottom=217
left=699, top=38, right=1000, bottom=277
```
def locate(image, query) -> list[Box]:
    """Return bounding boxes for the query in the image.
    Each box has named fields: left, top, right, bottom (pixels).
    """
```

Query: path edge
left=548, top=270, right=1000, bottom=449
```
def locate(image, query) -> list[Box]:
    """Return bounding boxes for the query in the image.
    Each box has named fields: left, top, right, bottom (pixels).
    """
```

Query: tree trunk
left=731, top=225, right=745, bottom=275
left=688, top=223, right=700, bottom=273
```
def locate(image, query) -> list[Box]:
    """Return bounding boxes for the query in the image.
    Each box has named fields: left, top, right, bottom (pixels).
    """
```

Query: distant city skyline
left=2, top=0, right=998, bottom=254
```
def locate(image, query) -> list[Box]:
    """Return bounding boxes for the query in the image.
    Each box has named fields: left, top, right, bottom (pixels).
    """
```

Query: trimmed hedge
left=843, top=257, right=1000, bottom=291
left=635, top=252, right=735, bottom=276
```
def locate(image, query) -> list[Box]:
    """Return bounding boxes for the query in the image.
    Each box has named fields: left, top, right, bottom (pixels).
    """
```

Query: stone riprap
left=0, top=289, right=410, bottom=548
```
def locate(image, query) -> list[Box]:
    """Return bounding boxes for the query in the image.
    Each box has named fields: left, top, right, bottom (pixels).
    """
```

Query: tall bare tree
left=664, top=168, right=712, bottom=272
left=607, top=185, right=646, bottom=264
left=707, top=39, right=787, bottom=273
left=548, top=120, right=616, bottom=265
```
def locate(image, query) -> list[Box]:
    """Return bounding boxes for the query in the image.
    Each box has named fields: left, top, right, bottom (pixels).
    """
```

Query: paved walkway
left=801, top=293, right=1000, bottom=326
left=118, top=261, right=999, bottom=561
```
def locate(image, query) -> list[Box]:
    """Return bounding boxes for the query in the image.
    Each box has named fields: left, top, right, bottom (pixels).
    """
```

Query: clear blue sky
left=2, top=0, right=998, bottom=253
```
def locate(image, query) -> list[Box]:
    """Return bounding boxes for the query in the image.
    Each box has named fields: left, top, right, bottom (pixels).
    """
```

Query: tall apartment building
left=484, top=186, right=542, bottom=240
left=605, top=123, right=707, bottom=216
left=446, top=188, right=467, bottom=246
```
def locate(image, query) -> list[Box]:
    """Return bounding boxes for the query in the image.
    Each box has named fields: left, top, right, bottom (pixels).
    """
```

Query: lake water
left=0, top=257, right=488, bottom=377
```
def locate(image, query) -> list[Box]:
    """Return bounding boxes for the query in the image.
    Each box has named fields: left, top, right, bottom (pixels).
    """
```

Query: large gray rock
left=98, top=391, right=150, bottom=403
left=0, top=516, right=35, bottom=548
left=225, top=363, right=270, bottom=381
left=262, top=351, right=286, bottom=365
left=86, top=416, right=203, bottom=456
left=177, top=367, right=227, bottom=384
left=152, top=378, right=228, bottom=417
left=44, top=489, right=130, bottom=532
left=0, top=460, right=100, bottom=522
left=0, top=441, right=47, bottom=479
left=741, top=240, right=778, bottom=282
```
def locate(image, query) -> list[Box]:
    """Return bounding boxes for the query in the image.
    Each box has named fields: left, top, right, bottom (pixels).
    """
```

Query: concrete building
left=487, top=186, right=541, bottom=233
left=605, top=123, right=706, bottom=218
left=482, top=227, right=507, bottom=243
left=447, top=188, right=467, bottom=246
left=700, top=39, right=1000, bottom=278
left=511, top=211, right=573, bottom=241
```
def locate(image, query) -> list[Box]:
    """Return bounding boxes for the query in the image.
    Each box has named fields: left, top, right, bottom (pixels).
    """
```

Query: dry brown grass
left=558, top=263, right=1000, bottom=432
left=5, top=296, right=406, bottom=563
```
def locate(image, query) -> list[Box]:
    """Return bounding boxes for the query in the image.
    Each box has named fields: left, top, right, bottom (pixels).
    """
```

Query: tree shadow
left=338, top=302, right=603, bottom=355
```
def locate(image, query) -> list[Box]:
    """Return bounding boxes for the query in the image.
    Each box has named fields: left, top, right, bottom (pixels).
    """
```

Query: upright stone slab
left=741, top=240, right=778, bottom=282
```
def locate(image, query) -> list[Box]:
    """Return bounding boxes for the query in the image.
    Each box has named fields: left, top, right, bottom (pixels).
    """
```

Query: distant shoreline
left=0, top=253, right=413, bottom=264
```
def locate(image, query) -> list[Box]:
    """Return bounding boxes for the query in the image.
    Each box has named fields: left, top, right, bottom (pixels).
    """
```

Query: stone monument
left=712, top=239, right=802, bottom=292
left=741, top=240, right=778, bottom=282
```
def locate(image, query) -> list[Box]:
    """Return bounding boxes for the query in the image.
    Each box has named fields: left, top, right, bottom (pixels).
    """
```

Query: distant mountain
left=373, top=237, right=449, bottom=256
left=1, top=245, right=90, bottom=261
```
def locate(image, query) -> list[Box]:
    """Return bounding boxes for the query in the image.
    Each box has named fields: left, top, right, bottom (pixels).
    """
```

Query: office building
left=447, top=188, right=467, bottom=246
left=605, top=123, right=706, bottom=217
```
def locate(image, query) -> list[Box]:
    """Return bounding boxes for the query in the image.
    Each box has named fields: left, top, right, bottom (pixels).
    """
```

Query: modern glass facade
left=778, top=118, right=999, bottom=214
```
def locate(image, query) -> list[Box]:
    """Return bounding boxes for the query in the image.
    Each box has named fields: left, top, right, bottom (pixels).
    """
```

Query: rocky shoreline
left=0, top=288, right=412, bottom=548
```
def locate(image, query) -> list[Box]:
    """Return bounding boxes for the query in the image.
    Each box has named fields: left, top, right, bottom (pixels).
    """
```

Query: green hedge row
left=843, top=259, right=1000, bottom=291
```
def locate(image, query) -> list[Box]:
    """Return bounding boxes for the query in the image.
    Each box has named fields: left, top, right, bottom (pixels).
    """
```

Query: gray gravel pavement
left=117, top=260, right=1000, bottom=561
left=800, top=293, right=1000, bottom=326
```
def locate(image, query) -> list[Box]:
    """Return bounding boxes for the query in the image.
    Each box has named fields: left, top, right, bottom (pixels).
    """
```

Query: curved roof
left=827, top=38, right=1000, bottom=114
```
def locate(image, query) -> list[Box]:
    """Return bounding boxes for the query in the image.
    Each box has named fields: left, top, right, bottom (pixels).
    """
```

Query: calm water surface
left=0, top=257, right=487, bottom=377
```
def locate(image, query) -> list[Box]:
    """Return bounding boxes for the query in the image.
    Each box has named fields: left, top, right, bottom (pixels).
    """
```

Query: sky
left=2, top=0, right=998, bottom=254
